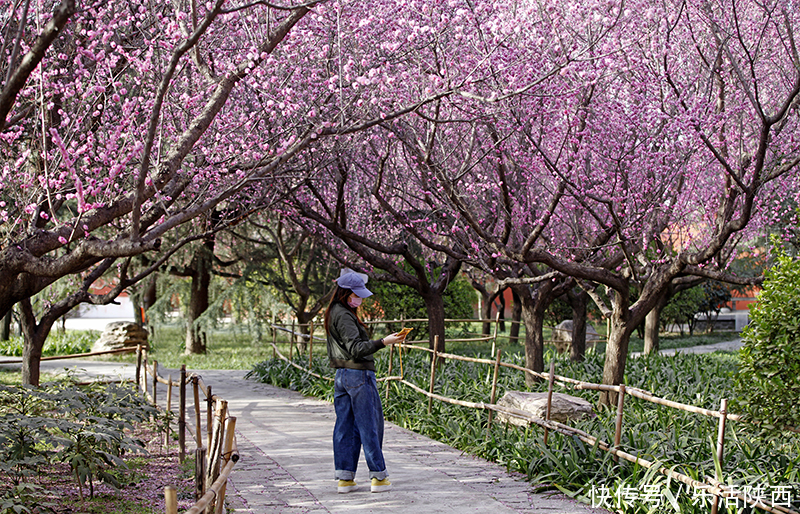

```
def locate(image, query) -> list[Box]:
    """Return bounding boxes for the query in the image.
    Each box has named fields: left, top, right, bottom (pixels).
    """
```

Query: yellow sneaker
left=338, top=479, right=357, bottom=493
left=370, top=477, right=392, bottom=493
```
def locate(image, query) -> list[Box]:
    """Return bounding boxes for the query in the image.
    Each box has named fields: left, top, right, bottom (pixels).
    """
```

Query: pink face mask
left=348, top=296, right=363, bottom=308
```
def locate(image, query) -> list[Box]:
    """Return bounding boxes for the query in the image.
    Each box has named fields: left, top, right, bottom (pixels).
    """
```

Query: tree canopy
left=2, top=0, right=798, bottom=391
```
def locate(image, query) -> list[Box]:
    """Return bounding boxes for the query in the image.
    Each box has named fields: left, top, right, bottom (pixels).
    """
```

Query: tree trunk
left=481, top=294, right=493, bottom=336
left=471, top=280, right=498, bottom=337
left=568, top=289, right=589, bottom=362
left=599, top=291, right=634, bottom=406
left=497, top=291, right=506, bottom=332
left=1, top=309, right=11, bottom=341
left=643, top=294, right=669, bottom=355
left=422, top=292, right=446, bottom=355
left=509, top=289, right=522, bottom=345
left=513, top=283, right=553, bottom=386
left=185, top=239, right=214, bottom=355
left=19, top=299, right=56, bottom=387
left=296, top=305, right=312, bottom=353
left=142, top=274, right=157, bottom=335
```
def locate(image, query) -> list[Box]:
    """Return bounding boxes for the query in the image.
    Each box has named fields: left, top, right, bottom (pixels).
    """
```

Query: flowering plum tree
left=1, top=0, right=326, bottom=384
left=385, top=0, right=799, bottom=404
left=280, top=0, right=598, bottom=354
left=0, top=0, right=484, bottom=384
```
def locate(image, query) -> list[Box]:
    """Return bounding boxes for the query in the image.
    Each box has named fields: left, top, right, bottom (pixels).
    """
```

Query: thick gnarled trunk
left=185, top=240, right=214, bottom=355
left=19, top=299, right=56, bottom=387
left=513, top=282, right=554, bottom=386
left=599, top=289, right=635, bottom=406
left=422, top=292, right=446, bottom=355
left=568, top=289, right=589, bottom=362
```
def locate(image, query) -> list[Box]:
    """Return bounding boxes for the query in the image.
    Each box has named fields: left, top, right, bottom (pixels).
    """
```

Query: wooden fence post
left=398, top=317, right=405, bottom=379
left=179, top=365, right=187, bottom=464
left=543, top=361, right=555, bottom=445
left=195, top=446, right=207, bottom=501
left=135, top=344, right=142, bottom=390
left=164, top=485, right=177, bottom=514
left=309, top=321, right=314, bottom=367
left=711, top=398, right=728, bottom=514
left=272, top=323, right=277, bottom=358
left=385, top=344, right=395, bottom=402
left=613, top=384, right=626, bottom=462
left=193, top=376, right=201, bottom=447
left=165, top=375, right=173, bottom=447
left=152, top=360, right=158, bottom=406
left=486, top=348, right=502, bottom=436
left=206, top=399, right=227, bottom=514
left=428, top=336, right=439, bottom=415
left=206, top=385, right=213, bottom=450
left=214, top=416, right=237, bottom=514
left=142, top=352, right=148, bottom=397
left=289, top=321, right=295, bottom=360
left=491, top=312, right=500, bottom=356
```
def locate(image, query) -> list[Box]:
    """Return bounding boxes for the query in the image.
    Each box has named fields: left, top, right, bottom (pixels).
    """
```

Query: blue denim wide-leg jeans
left=333, top=368, right=388, bottom=481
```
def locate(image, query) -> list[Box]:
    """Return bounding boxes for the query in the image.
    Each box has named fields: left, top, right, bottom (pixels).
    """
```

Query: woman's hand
left=382, top=333, right=405, bottom=346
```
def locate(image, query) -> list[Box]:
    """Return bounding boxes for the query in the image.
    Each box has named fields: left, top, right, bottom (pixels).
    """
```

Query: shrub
left=0, top=331, right=96, bottom=358
left=734, top=248, right=800, bottom=432
left=0, top=382, right=155, bottom=501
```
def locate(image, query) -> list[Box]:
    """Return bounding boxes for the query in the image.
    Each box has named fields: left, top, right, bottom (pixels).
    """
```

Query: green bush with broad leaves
left=734, top=247, right=800, bottom=432
left=0, top=380, right=159, bottom=509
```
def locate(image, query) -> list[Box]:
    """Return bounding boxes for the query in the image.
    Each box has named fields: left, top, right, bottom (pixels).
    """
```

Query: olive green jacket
left=326, top=302, right=385, bottom=371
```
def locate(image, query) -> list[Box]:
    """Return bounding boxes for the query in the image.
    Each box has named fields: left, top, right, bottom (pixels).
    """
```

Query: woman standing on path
left=324, top=270, right=406, bottom=494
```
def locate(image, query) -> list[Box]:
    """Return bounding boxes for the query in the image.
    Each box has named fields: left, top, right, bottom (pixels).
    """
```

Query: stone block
left=496, top=390, right=595, bottom=427
left=92, top=321, right=149, bottom=352
left=551, top=320, right=601, bottom=353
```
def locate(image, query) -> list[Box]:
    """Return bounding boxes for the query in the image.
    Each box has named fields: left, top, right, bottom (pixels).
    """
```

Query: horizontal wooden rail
left=0, top=346, right=136, bottom=365
left=395, top=342, right=744, bottom=420
left=270, top=342, right=333, bottom=382
left=272, top=317, right=526, bottom=327
left=184, top=442, right=239, bottom=514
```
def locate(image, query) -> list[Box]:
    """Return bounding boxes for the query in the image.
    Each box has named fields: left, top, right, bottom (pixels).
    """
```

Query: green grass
left=0, top=330, right=99, bottom=357
left=109, top=324, right=276, bottom=370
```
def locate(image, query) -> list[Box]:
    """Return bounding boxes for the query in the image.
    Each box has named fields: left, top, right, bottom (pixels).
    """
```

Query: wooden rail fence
left=134, top=346, right=240, bottom=514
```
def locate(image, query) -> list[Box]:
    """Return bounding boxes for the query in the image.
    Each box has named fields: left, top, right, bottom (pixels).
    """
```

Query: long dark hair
left=324, top=286, right=363, bottom=333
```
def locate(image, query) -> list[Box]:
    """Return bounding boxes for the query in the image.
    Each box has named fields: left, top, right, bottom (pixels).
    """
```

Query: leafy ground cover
left=0, top=374, right=195, bottom=514
left=248, top=346, right=800, bottom=513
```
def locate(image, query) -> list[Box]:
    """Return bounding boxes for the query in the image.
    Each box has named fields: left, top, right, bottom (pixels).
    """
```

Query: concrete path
left=657, top=338, right=742, bottom=355
left=630, top=338, right=743, bottom=357
left=0, top=358, right=608, bottom=514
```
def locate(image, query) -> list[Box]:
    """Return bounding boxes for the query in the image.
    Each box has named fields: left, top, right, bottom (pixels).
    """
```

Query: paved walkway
left=630, top=338, right=743, bottom=357
left=3, top=339, right=743, bottom=513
